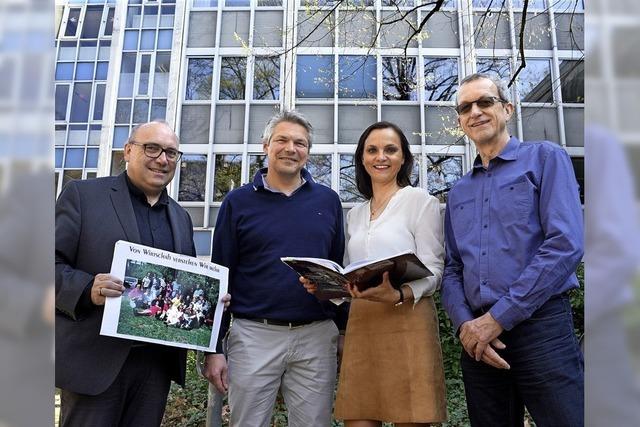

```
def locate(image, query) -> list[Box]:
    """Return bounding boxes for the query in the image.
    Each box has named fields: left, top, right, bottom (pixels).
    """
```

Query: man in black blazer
left=55, top=121, right=194, bottom=426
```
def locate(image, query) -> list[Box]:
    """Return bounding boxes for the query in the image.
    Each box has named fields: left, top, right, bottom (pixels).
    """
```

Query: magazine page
left=281, top=258, right=350, bottom=300
left=101, top=241, right=229, bottom=352
left=281, top=257, right=343, bottom=273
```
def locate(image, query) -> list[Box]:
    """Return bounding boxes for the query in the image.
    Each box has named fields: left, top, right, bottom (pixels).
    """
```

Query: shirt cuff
left=489, top=297, right=527, bottom=331
left=406, top=276, right=438, bottom=308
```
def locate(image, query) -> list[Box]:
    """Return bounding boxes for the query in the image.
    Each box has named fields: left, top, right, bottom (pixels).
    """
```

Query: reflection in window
left=382, top=57, right=417, bottom=101
left=186, top=58, right=214, bottom=100
left=518, top=59, right=553, bottom=103
left=307, top=155, right=332, bottom=188
left=55, top=85, right=69, bottom=121
left=253, top=57, right=280, bottom=100
left=339, top=154, right=364, bottom=203
left=154, top=53, right=171, bottom=97
left=382, top=0, right=414, bottom=6
left=410, top=155, right=420, bottom=187
left=81, top=6, right=102, bottom=39
left=65, top=9, right=81, bottom=37
left=118, top=53, right=137, bottom=97
left=553, top=0, right=584, bottom=12
left=249, top=154, right=267, bottom=182
left=296, top=55, right=334, bottom=98
left=476, top=58, right=511, bottom=81
left=214, top=154, right=242, bottom=202
left=512, top=0, right=546, bottom=7
left=424, top=57, right=458, bottom=101
left=138, top=55, right=151, bottom=95
left=559, top=60, right=584, bottom=103
left=426, top=155, right=462, bottom=203
left=179, top=154, right=208, bottom=202
left=70, top=83, right=92, bottom=123
left=219, top=57, right=247, bottom=100
left=339, top=56, right=376, bottom=99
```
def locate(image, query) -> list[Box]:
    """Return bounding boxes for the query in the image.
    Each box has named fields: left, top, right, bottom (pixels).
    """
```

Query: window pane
left=193, top=0, right=219, bottom=6
left=248, top=104, right=281, bottom=144
left=126, top=6, right=142, bottom=28
left=140, top=30, right=156, bottom=50
left=75, top=62, right=94, bottom=80
left=81, top=6, right=103, bottom=39
left=151, top=99, right=167, bottom=120
left=186, top=58, right=214, bottom=100
left=521, top=107, right=559, bottom=143
left=476, top=58, right=511, bottom=81
left=124, top=30, right=139, bottom=50
left=188, top=11, right=217, bottom=48
left=571, top=157, right=584, bottom=204
left=514, top=12, right=551, bottom=50
left=518, top=59, right=553, bottom=103
left=295, top=105, right=333, bottom=144
left=426, top=155, right=462, bottom=203
left=55, top=85, right=70, bottom=121
left=220, top=12, right=250, bottom=47
left=564, top=108, right=584, bottom=147
left=88, top=125, right=101, bottom=146
left=179, top=154, right=208, bottom=202
left=555, top=13, right=584, bottom=51
left=99, top=41, right=111, bottom=60
left=56, top=148, right=64, bottom=168
left=68, top=125, right=87, bottom=146
left=105, top=7, right=115, bottom=35
left=424, top=57, right=458, bottom=102
left=307, top=155, right=332, bottom=188
left=338, top=105, right=376, bottom=144
left=219, top=57, right=247, bottom=100
left=138, top=55, right=151, bottom=95
left=249, top=154, right=267, bottom=181
left=339, top=154, right=363, bottom=203
left=382, top=57, right=417, bottom=101
left=339, top=11, right=376, bottom=48
left=65, top=9, right=81, bottom=37
left=64, top=148, right=84, bottom=168
left=180, top=105, right=211, bottom=144
left=512, top=0, right=545, bottom=8
left=338, top=56, right=376, bottom=99
left=553, top=0, right=584, bottom=12
left=78, top=40, right=97, bottom=60
left=214, top=154, right=242, bottom=202
left=160, top=6, right=175, bottom=27
left=226, top=0, right=251, bottom=6
left=154, top=52, right=171, bottom=97
left=115, top=100, right=132, bottom=124
left=58, top=41, right=77, bottom=61
left=157, top=30, right=172, bottom=49
left=380, top=106, right=421, bottom=145
left=254, top=11, right=283, bottom=47
left=473, top=12, right=511, bottom=49
left=424, top=106, right=463, bottom=145
left=296, top=55, right=334, bottom=98
left=70, top=83, right=93, bottom=122
left=214, top=105, right=245, bottom=143
left=133, top=99, right=150, bottom=123
left=118, top=53, right=137, bottom=97
left=55, top=63, right=74, bottom=80
left=296, top=11, right=334, bottom=48
left=380, top=11, right=417, bottom=49
left=95, top=62, right=108, bottom=80
left=560, top=60, right=584, bottom=103
left=56, top=125, right=67, bottom=146
left=422, top=12, right=459, bottom=48
left=253, top=57, right=280, bottom=100
left=111, top=151, right=126, bottom=176
left=86, top=148, right=99, bottom=168
left=143, top=5, right=158, bottom=28
left=113, top=126, right=130, bottom=148
left=93, top=84, right=106, bottom=120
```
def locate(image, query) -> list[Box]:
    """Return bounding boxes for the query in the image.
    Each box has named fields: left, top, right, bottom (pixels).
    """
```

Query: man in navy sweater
left=203, top=110, right=346, bottom=426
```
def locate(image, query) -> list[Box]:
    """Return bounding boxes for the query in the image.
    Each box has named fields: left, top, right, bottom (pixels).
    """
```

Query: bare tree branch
left=509, top=0, right=529, bottom=88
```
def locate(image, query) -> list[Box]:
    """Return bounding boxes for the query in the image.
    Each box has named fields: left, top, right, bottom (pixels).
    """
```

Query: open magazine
left=281, top=250, right=432, bottom=300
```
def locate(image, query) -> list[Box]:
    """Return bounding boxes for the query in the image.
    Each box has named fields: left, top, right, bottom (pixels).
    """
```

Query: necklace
left=369, top=188, right=399, bottom=219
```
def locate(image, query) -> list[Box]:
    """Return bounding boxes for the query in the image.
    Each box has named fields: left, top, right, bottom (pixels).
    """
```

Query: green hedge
left=163, top=265, right=584, bottom=426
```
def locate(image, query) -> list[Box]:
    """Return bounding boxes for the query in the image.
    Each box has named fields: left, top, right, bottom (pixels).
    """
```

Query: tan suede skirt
left=334, top=296, right=447, bottom=423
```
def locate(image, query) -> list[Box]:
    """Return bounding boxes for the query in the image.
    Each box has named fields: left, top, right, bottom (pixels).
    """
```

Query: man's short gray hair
left=262, top=110, right=313, bottom=149
left=459, top=72, right=512, bottom=103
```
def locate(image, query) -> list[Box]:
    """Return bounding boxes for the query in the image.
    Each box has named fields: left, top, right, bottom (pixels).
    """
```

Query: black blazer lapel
left=110, top=173, right=141, bottom=243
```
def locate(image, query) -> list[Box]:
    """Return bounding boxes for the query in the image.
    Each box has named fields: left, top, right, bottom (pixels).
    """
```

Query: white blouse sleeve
left=405, top=193, right=445, bottom=306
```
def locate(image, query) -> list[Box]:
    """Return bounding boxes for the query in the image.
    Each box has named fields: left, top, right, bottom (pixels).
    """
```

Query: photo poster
left=101, top=240, right=229, bottom=352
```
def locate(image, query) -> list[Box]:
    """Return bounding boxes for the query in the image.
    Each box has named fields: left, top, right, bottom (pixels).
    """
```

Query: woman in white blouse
left=303, top=121, right=447, bottom=426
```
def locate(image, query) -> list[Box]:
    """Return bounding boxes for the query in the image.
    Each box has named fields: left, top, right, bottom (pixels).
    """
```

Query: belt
left=234, top=315, right=314, bottom=328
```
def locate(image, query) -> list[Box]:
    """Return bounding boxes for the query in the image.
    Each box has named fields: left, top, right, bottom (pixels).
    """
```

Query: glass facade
left=55, top=0, right=584, bottom=256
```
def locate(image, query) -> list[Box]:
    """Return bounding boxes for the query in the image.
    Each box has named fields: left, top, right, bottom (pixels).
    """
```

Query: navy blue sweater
left=212, top=168, right=345, bottom=351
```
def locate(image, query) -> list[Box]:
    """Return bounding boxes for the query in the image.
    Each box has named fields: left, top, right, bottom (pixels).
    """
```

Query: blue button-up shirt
left=442, top=137, right=583, bottom=332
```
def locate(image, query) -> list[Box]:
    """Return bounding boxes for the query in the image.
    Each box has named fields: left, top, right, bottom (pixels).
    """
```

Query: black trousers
left=60, top=346, right=172, bottom=427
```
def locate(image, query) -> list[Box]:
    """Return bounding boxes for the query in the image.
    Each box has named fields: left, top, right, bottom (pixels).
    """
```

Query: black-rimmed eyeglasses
left=129, top=142, right=183, bottom=162
left=455, top=96, right=507, bottom=115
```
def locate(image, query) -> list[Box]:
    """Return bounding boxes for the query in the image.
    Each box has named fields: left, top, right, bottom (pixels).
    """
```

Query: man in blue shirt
left=202, top=110, right=345, bottom=426
left=442, top=73, right=584, bottom=426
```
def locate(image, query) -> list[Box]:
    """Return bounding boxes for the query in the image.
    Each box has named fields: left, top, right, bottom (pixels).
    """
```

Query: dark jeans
left=461, top=295, right=584, bottom=427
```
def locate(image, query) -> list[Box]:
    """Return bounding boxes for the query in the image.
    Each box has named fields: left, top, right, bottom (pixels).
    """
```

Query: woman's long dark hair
left=354, top=121, right=414, bottom=200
